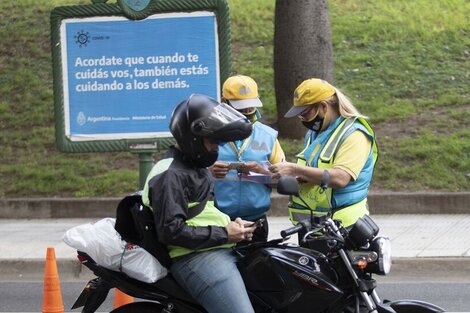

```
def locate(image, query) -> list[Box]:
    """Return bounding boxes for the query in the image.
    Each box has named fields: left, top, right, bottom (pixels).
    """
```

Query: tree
left=274, top=0, right=334, bottom=138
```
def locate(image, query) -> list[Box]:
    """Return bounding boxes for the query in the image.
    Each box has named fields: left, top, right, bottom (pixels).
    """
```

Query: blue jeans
left=171, top=248, right=254, bottom=313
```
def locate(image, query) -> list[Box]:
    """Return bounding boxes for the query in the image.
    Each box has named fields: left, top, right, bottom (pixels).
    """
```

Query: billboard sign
left=51, top=0, right=232, bottom=152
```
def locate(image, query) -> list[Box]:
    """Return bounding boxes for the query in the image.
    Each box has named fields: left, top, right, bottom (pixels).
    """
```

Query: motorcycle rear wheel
left=110, top=301, right=164, bottom=312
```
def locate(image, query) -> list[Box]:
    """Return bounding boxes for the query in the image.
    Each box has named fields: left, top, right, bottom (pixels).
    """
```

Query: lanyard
left=229, top=133, right=252, bottom=160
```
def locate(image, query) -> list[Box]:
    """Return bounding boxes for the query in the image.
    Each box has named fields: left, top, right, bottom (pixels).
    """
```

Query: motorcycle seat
left=78, top=251, right=199, bottom=305
left=151, top=274, right=199, bottom=305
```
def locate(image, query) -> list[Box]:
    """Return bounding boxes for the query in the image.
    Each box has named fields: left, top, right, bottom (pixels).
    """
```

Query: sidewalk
left=1, top=215, right=470, bottom=281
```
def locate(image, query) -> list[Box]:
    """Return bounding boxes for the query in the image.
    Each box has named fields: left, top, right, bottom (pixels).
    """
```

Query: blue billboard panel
left=61, top=12, right=219, bottom=141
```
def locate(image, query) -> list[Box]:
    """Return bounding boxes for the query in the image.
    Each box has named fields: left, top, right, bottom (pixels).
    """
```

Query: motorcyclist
left=142, top=94, right=256, bottom=313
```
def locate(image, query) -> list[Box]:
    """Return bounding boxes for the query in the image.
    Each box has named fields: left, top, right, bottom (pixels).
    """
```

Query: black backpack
left=114, top=191, right=172, bottom=268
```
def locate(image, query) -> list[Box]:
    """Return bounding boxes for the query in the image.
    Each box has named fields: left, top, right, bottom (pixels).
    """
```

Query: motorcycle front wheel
left=110, top=301, right=165, bottom=312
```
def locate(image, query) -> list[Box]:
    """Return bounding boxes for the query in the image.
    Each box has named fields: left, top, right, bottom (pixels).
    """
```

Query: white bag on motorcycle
left=119, top=243, right=169, bottom=283
left=63, top=217, right=168, bottom=283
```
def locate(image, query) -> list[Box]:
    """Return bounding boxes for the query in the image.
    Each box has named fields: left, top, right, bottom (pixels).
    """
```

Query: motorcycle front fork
left=327, top=218, right=380, bottom=313
left=371, top=290, right=381, bottom=305
left=339, top=248, right=380, bottom=312
left=363, top=289, right=383, bottom=312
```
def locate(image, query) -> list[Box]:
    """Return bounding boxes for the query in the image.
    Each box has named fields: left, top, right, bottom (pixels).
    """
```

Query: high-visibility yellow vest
left=288, top=117, right=378, bottom=228
left=143, top=158, right=233, bottom=258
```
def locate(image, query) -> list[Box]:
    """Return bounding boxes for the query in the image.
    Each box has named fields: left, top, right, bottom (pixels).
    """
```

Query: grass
left=328, top=0, right=470, bottom=191
left=0, top=0, right=469, bottom=197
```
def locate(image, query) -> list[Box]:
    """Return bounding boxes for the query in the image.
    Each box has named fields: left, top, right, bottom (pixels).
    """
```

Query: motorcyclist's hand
left=234, top=217, right=245, bottom=227
left=269, top=162, right=299, bottom=179
left=209, top=161, right=230, bottom=179
left=226, top=218, right=257, bottom=243
left=239, top=161, right=271, bottom=175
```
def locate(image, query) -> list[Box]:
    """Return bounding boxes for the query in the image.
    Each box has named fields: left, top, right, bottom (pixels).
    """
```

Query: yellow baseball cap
left=222, top=75, right=263, bottom=110
left=284, top=78, right=336, bottom=118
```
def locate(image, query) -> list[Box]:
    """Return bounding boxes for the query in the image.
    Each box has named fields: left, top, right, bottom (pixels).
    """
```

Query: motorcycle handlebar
left=281, top=224, right=303, bottom=238
left=281, top=219, right=312, bottom=238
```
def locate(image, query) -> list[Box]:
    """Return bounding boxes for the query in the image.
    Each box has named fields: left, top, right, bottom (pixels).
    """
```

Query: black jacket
left=147, top=146, right=229, bottom=250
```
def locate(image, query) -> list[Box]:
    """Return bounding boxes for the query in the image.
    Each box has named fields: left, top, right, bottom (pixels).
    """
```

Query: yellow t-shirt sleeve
left=333, top=131, right=371, bottom=181
left=269, top=139, right=286, bottom=164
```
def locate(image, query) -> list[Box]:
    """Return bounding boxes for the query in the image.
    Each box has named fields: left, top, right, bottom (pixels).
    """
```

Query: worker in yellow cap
left=270, top=78, right=378, bottom=233
left=209, top=75, right=285, bottom=242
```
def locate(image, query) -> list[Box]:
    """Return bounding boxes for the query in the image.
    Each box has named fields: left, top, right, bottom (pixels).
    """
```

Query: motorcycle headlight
left=366, top=236, right=392, bottom=275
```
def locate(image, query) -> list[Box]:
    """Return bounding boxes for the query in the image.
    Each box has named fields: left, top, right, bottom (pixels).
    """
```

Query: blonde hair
left=326, top=88, right=368, bottom=119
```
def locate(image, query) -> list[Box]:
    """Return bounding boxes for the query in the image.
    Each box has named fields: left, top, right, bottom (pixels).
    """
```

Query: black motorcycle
left=71, top=176, right=445, bottom=313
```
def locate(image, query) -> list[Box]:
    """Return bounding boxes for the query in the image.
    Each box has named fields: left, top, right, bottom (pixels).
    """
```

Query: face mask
left=244, top=111, right=257, bottom=122
left=238, top=107, right=257, bottom=122
left=302, top=111, right=325, bottom=132
left=194, top=151, right=218, bottom=168
left=190, top=138, right=220, bottom=168
left=193, top=140, right=219, bottom=167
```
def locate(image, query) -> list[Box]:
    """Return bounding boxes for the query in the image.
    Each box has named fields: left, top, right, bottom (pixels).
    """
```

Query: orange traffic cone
left=42, top=247, right=64, bottom=313
left=114, top=289, right=134, bottom=308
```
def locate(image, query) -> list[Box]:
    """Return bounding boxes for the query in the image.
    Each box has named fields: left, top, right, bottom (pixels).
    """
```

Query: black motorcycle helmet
left=170, top=94, right=252, bottom=167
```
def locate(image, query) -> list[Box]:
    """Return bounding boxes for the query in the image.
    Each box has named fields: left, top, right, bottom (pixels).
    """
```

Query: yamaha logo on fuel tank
left=298, top=256, right=309, bottom=265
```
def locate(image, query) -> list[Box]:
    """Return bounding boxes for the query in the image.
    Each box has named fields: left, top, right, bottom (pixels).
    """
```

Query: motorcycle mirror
left=276, top=176, right=299, bottom=196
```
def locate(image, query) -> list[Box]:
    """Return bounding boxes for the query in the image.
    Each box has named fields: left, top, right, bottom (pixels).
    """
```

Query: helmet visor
left=191, top=102, right=251, bottom=142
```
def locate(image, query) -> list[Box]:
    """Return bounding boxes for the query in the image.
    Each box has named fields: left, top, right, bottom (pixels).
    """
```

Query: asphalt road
left=0, top=279, right=468, bottom=312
